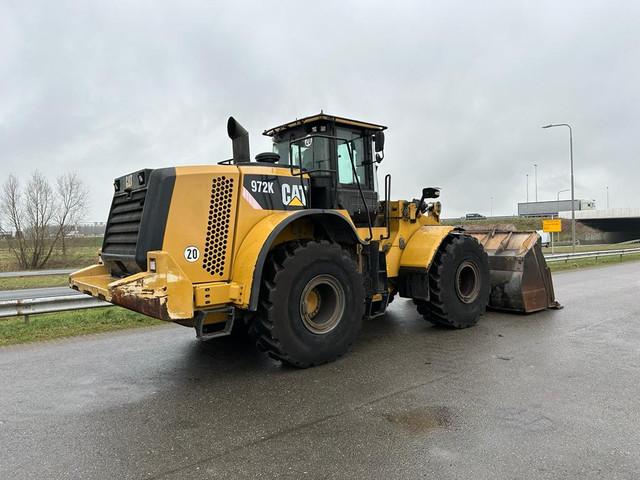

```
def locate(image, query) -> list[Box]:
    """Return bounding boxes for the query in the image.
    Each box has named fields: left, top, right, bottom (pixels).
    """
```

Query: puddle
left=384, top=406, right=453, bottom=433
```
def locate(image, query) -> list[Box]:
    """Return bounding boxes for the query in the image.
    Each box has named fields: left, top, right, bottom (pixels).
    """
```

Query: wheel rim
left=455, top=260, right=481, bottom=304
left=299, top=274, right=345, bottom=335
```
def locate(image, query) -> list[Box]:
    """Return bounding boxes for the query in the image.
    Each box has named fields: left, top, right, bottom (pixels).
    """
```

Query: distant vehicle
left=518, top=199, right=596, bottom=217
left=536, top=230, right=551, bottom=247
left=465, top=213, right=486, bottom=220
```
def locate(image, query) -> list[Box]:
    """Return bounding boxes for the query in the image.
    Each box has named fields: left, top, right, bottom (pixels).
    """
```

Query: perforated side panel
left=203, top=176, right=235, bottom=277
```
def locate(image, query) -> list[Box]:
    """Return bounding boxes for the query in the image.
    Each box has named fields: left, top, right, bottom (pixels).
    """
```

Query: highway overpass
left=560, top=208, right=640, bottom=242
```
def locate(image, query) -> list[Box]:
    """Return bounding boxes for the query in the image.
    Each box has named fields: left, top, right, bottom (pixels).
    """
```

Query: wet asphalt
left=0, top=261, right=639, bottom=479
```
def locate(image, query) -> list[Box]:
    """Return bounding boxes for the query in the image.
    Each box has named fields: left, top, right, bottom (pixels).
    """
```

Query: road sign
left=543, top=218, right=562, bottom=233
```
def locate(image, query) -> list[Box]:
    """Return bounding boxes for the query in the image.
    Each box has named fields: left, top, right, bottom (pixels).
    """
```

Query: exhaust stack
left=227, top=117, right=250, bottom=163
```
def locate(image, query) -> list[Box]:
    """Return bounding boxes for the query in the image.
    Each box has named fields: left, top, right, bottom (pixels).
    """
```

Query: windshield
left=271, top=132, right=372, bottom=189
left=273, top=136, right=330, bottom=171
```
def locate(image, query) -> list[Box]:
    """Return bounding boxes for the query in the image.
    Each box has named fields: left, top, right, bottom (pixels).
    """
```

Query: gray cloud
left=1, top=0, right=638, bottom=219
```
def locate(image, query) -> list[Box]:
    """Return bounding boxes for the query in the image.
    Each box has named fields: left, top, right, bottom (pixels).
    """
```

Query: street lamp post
left=534, top=163, right=538, bottom=202
left=555, top=188, right=570, bottom=254
left=526, top=174, right=529, bottom=202
left=543, top=123, right=575, bottom=254
left=606, top=185, right=610, bottom=209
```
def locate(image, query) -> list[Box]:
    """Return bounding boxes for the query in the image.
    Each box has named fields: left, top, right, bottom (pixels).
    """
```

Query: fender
left=399, top=225, right=455, bottom=271
left=231, top=209, right=364, bottom=310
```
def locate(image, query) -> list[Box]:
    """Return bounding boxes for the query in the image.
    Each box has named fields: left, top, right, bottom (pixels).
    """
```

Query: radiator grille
left=203, top=176, right=234, bottom=277
left=102, top=189, right=146, bottom=256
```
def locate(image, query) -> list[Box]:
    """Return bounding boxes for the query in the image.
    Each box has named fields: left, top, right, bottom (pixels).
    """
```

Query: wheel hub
left=455, top=260, right=481, bottom=304
left=299, top=274, right=345, bottom=335
left=305, top=289, right=320, bottom=317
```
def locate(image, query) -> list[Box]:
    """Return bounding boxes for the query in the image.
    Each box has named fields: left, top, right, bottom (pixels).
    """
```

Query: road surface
left=1, top=262, right=639, bottom=479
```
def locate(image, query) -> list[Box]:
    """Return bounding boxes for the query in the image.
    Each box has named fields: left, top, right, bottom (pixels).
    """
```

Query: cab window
left=336, top=128, right=366, bottom=186
left=278, top=136, right=330, bottom=172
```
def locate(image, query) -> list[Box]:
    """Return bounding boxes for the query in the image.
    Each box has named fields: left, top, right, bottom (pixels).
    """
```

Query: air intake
left=202, top=176, right=235, bottom=277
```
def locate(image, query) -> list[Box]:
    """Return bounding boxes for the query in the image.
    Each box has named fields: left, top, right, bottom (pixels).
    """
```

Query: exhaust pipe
left=227, top=117, right=250, bottom=163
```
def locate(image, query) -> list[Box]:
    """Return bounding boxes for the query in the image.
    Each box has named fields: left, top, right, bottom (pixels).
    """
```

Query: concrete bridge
left=559, top=208, right=640, bottom=242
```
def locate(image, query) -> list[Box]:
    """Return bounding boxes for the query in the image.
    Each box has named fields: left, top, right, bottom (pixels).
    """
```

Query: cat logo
left=282, top=183, right=306, bottom=207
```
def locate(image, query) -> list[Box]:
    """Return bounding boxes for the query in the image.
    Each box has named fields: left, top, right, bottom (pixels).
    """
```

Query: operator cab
left=263, top=113, right=386, bottom=227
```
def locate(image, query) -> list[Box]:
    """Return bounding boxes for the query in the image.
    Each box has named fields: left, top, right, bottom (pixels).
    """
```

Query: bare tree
left=1, top=175, right=28, bottom=268
left=0, top=171, right=89, bottom=269
left=56, top=173, right=89, bottom=255
left=25, top=171, right=56, bottom=268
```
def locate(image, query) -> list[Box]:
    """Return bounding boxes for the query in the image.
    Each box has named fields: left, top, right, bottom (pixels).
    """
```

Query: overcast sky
left=1, top=0, right=638, bottom=220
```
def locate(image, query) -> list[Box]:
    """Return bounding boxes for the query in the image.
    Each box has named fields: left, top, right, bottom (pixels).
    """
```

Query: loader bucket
left=466, top=229, right=561, bottom=313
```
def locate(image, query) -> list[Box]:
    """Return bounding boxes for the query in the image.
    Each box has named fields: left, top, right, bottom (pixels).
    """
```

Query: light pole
left=526, top=174, right=529, bottom=202
left=606, top=185, right=610, bottom=209
left=554, top=189, right=570, bottom=254
left=543, top=123, right=575, bottom=253
left=534, top=163, right=538, bottom=202
left=490, top=196, right=493, bottom=217
left=557, top=189, right=570, bottom=206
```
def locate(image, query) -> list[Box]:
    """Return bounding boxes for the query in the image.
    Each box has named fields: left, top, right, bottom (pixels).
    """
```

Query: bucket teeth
left=466, top=229, right=561, bottom=313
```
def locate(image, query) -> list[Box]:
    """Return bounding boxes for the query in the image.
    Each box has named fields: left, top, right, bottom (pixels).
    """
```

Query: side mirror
left=374, top=131, right=385, bottom=152
left=422, top=187, right=440, bottom=199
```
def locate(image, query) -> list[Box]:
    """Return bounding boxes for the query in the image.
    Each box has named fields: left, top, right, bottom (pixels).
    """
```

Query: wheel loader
left=70, top=113, right=560, bottom=367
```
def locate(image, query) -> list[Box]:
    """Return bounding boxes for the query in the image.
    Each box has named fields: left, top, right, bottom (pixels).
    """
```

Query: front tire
left=255, top=241, right=365, bottom=368
left=415, top=234, right=490, bottom=328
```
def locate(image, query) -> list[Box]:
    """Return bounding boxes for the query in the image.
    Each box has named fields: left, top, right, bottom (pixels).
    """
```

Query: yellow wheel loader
left=70, top=113, right=560, bottom=367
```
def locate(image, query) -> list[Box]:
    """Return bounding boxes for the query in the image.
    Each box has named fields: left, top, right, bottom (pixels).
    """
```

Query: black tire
left=255, top=240, right=365, bottom=368
left=415, top=234, right=490, bottom=328
left=230, top=311, right=254, bottom=339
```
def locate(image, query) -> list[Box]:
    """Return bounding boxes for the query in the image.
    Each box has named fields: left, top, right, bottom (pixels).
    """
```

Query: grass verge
left=0, top=275, right=70, bottom=290
left=548, top=253, right=640, bottom=272
left=0, top=307, right=163, bottom=347
left=0, top=237, right=102, bottom=272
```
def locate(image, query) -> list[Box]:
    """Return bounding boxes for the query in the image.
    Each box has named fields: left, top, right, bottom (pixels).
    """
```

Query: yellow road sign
left=543, top=218, right=562, bottom=233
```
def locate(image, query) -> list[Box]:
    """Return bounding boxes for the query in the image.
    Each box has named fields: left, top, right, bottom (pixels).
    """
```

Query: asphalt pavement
left=1, top=262, right=639, bottom=479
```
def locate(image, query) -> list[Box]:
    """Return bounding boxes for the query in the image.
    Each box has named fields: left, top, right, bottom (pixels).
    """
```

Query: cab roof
left=263, top=112, right=387, bottom=137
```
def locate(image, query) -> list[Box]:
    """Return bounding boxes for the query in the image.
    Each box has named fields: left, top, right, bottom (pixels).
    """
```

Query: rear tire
left=255, top=241, right=365, bottom=368
left=415, top=234, right=490, bottom=328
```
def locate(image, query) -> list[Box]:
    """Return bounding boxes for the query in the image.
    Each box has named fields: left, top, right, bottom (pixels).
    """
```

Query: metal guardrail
left=2, top=248, right=640, bottom=321
left=0, top=295, right=109, bottom=322
left=0, top=269, right=74, bottom=279
left=544, top=247, right=640, bottom=263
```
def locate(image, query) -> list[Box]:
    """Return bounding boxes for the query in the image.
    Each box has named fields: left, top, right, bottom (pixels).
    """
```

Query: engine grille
left=102, top=188, right=146, bottom=257
left=202, top=176, right=235, bottom=277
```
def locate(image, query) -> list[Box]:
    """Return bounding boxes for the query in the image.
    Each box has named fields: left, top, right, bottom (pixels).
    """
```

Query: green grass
left=548, top=253, right=640, bottom=272
left=0, top=307, right=163, bottom=347
left=0, top=237, right=102, bottom=272
left=442, top=216, right=543, bottom=231
left=0, top=274, right=70, bottom=290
